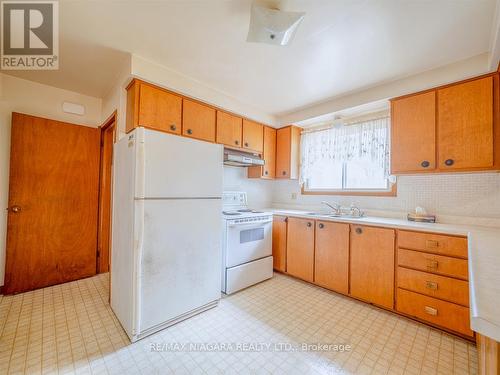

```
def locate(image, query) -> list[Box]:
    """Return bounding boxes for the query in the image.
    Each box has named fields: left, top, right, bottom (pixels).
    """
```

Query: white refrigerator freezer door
left=138, top=199, right=222, bottom=334
left=136, top=128, right=223, bottom=198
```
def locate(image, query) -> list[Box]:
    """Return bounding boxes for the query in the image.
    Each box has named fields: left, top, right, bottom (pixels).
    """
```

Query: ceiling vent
left=247, top=5, right=305, bottom=46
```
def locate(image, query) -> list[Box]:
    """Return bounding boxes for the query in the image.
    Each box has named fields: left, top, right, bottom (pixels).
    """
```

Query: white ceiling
left=3, top=0, right=497, bottom=117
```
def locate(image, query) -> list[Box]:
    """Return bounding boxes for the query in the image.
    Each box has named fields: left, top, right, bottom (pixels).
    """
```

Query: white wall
left=0, top=73, right=102, bottom=286
left=223, top=167, right=274, bottom=209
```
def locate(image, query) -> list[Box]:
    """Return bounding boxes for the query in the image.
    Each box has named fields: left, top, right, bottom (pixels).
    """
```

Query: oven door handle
left=228, top=220, right=272, bottom=228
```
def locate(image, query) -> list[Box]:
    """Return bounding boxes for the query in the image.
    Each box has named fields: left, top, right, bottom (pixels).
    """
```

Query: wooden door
left=314, top=221, right=349, bottom=294
left=350, top=225, right=395, bottom=309
left=216, top=111, right=242, bottom=147
left=276, top=126, right=300, bottom=179
left=248, top=126, right=276, bottom=179
left=135, top=82, right=182, bottom=134
left=391, top=91, right=436, bottom=173
left=242, top=119, right=263, bottom=153
left=4, top=113, right=101, bottom=294
left=97, top=115, right=116, bottom=274
left=286, top=217, right=315, bottom=282
left=182, top=99, right=216, bottom=142
left=272, top=216, right=287, bottom=272
left=437, top=76, right=494, bottom=170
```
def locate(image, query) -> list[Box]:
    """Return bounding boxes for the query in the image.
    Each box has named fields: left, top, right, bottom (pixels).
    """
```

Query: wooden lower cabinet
left=350, top=225, right=395, bottom=309
left=272, top=216, right=287, bottom=272
left=286, top=217, right=315, bottom=282
left=397, top=288, right=473, bottom=337
left=314, top=221, right=349, bottom=294
left=279, top=216, right=474, bottom=339
left=477, top=334, right=500, bottom=375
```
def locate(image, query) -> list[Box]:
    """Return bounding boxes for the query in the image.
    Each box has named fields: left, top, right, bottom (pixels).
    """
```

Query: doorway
left=97, top=112, right=117, bottom=274
left=4, top=113, right=101, bottom=294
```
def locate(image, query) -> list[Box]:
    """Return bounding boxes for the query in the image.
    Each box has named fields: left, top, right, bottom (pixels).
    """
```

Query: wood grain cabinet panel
left=314, top=221, right=349, bottom=294
left=182, top=99, right=216, bottom=142
left=391, top=91, right=436, bottom=173
left=437, top=76, right=494, bottom=170
left=397, top=288, right=473, bottom=337
left=398, top=230, right=468, bottom=258
left=397, top=267, right=469, bottom=306
left=286, top=217, right=315, bottom=282
left=126, top=80, right=182, bottom=134
left=248, top=126, right=276, bottom=179
left=276, top=126, right=301, bottom=179
left=350, top=225, right=395, bottom=309
left=242, top=119, right=263, bottom=153
left=216, top=111, right=242, bottom=147
left=272, top=216, right=287, bottom=272
left=398, top=248, right=468, bottom=280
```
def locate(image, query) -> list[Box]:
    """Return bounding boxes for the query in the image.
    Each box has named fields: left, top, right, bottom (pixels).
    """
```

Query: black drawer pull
left=444, top=159, right=454, bottom=166
left=421, top=160, right=430, bottom=168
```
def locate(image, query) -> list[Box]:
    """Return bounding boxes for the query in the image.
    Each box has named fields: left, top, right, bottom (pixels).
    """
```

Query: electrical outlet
left=291, top=192, right=297, bottom=200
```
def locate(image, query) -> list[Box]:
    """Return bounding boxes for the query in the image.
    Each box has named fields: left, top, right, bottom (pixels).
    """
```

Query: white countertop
left=270, top=208, right=500, bottom=342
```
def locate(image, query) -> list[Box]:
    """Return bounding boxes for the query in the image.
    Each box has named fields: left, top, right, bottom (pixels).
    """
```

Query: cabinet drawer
left=397, top=267, right=469, bottom=306
left=396, top=288, right=473, bottom=337
left=398, top=230, right=467, bottom=258
left=398, top=248, right=468, bottom=280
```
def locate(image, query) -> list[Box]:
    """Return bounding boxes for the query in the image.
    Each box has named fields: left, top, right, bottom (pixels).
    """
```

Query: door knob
left=235, top=140, right=239, bottom=145
left=318, top=223, right=324, bottom=229
left=244, top=142, right=249, bottom=147
left=10, top=205, right=21, bottom=213
left=355, top=227, right=363, bottom=234
left=187, top=129, right=193, bottom=135
left=421, top=160, right=430, bottom=168
left=444, top=159, right=454, bottom=166
left=307, top=222, right=312, bottom=227
left=170, top=124, right=176, bottom=131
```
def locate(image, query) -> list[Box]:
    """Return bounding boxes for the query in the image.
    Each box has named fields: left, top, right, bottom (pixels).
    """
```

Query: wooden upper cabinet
left=242, top=119, right=263, bottom=153
left=182, top=99, right=216, bottom=142
left=437, top=76, right=494, bottom=170
left=314, top=221, right=349, bottom=294
left=350, top=225, right=395, bottom=309
left=272, top=215, right=287, bottom=272
left=248, top=126, right=276, bottom=179
left=276, top=125, right=301, bottom=179
left=391, top=91, right=436, bottom=173
left=286, top=217, right=315, bottom=282
left=126, top=80, right=182, bottom=134
left=216, top=111, right=242, bottom=147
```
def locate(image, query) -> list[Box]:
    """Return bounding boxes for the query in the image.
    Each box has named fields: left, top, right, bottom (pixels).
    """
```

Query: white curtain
left=300, top=117, right=390, bottom=185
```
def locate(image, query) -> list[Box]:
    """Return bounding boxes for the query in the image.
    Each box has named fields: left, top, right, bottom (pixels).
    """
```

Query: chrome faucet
left=321, top=201, right=341, bottom=215
left=349, top=203, right=364, bottom=218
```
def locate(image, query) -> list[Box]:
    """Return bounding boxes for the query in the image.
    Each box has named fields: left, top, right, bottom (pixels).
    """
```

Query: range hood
left=224, top=148, right=264, bottom=167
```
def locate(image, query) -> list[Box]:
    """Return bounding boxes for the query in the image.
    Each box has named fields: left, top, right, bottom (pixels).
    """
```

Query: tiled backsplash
left=271, top=173, right=500, bottom=225
left=224, top=167, right=500, bottom=226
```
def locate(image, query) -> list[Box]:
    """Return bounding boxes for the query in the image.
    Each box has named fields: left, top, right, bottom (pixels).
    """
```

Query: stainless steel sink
left=305, top=212, right=364, bottom=219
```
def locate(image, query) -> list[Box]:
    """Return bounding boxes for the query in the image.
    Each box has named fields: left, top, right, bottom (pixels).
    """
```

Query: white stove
left=221, top=192, right=273, bottom=294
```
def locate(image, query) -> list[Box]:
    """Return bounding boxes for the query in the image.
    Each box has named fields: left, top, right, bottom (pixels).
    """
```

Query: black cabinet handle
left=235, top=140, right=239, bottom=145
left=187, top=129, right=193, bottom=135
left=307, top=222, right=312, bottom=227
left=355, top=227, right=363, bottom=234
left=170, top=124, right=176, bottom=131
left=264, top=170, right=268, bottom=175
left=444, top=159, right=454, bottom=166
left=244, top=142, right=249, bottom=147
left=421, top=160, right=430, bottom=168
left=282, top=171, right=286, bottom=176
left=319, top=223, right=324, bottom=229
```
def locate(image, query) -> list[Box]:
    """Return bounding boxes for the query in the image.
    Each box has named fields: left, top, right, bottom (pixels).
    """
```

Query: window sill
left=301, top=184, right=397, bottom=197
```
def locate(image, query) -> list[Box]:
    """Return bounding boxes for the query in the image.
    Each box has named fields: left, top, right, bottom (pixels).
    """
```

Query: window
left=300, top=116, right=395, bottom=194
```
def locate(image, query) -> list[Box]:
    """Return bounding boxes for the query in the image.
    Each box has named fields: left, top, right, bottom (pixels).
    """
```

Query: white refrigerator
left=111, top=127, right=223, bottom=342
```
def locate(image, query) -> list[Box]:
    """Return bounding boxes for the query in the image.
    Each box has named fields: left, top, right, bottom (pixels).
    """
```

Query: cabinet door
left=272, top=216, right=287, bottom=272
left=242, top=119, right=263, bottom=153
left=276, top=126, right=301, bottom=179
left=314, top=221, right=349, bottom=294
left=132, top=82, right=182, bottom=134
left=216, top=111, right=242, bottom=147
left=437, top=76, right=494, bottom=170
left=182, top=99, right=216, bottom=142
left=350, top=225, right=395, bottom=309
left=262, top=126, right=276, bottom=178
left=248, top=126, right=276, bottom=179
left=286, top=217, right=315, bottom=282
left=391, top=91, right=436, bottom=173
